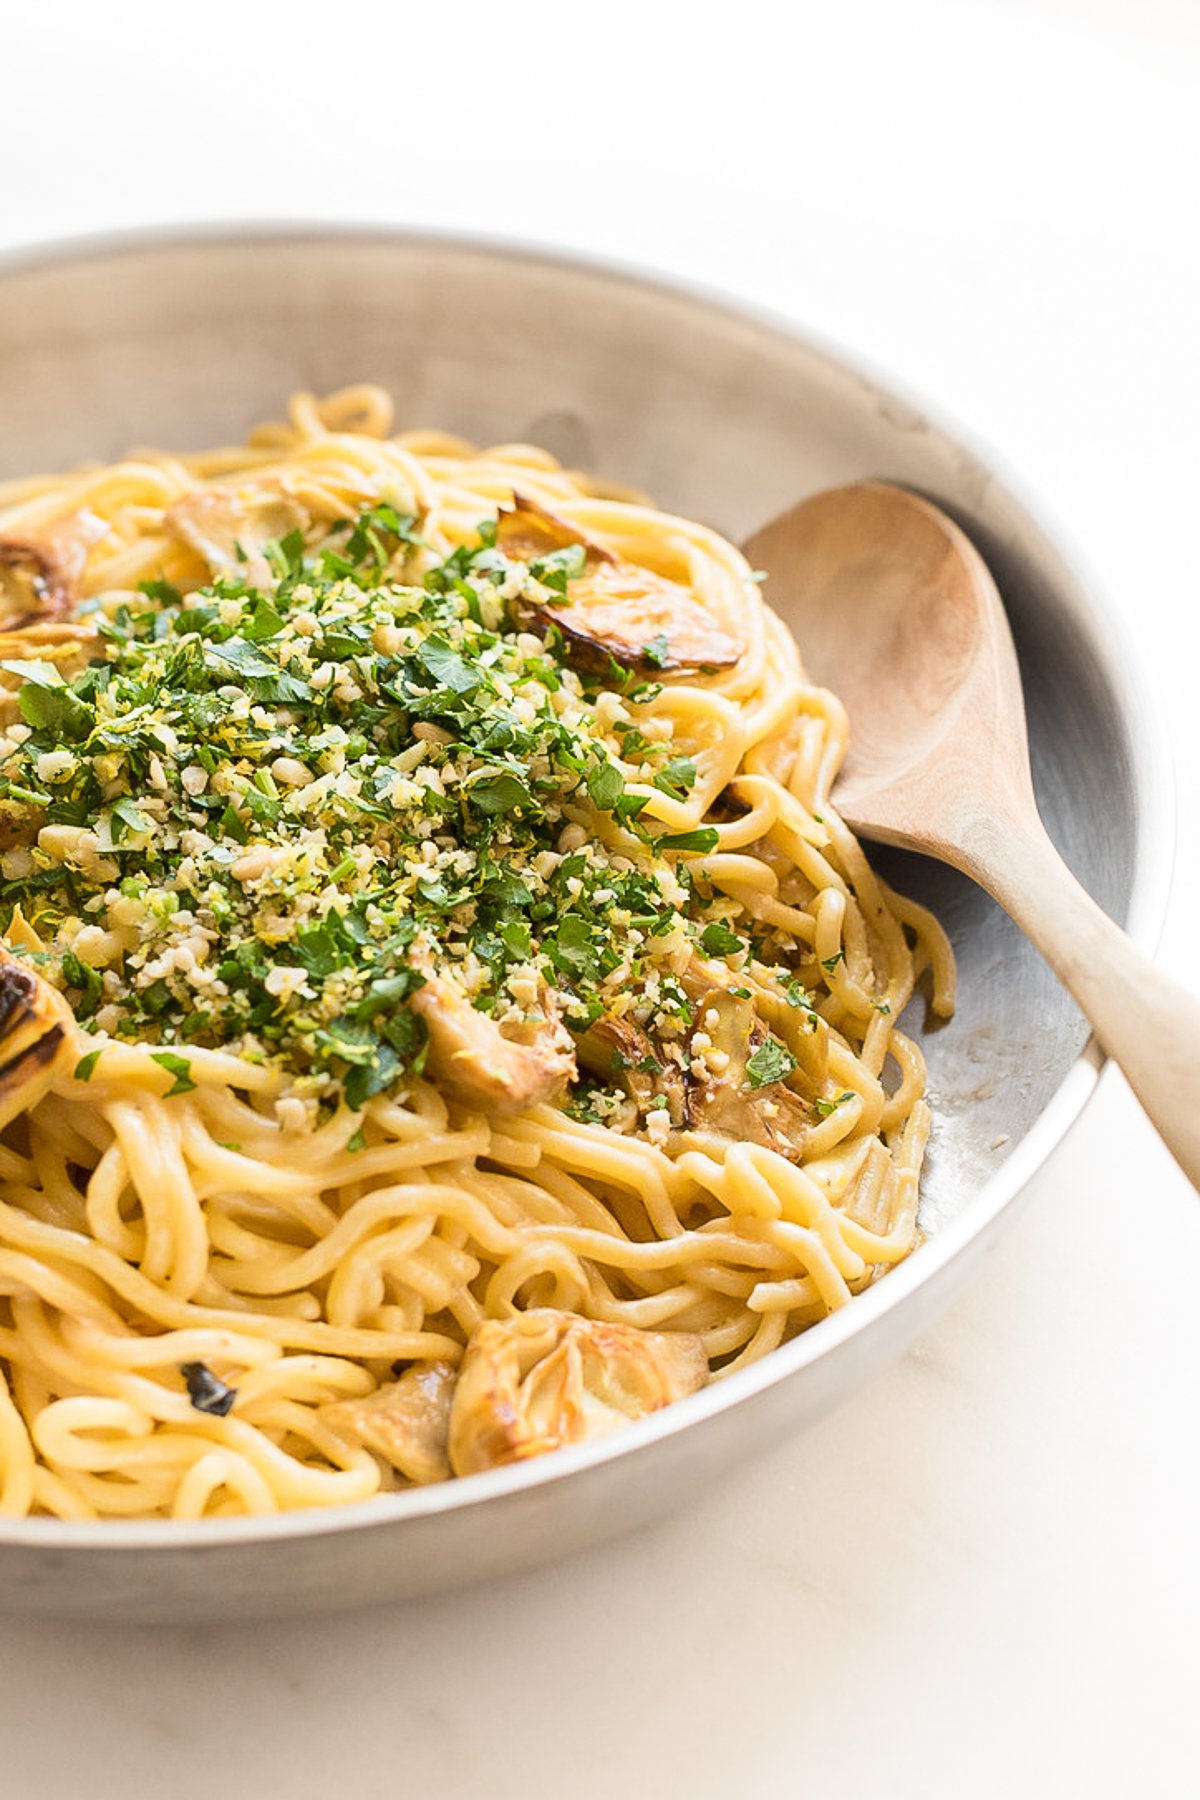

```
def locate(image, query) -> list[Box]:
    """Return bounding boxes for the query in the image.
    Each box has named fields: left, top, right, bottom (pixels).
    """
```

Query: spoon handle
left=968, top=819, right=1200, bottom=1192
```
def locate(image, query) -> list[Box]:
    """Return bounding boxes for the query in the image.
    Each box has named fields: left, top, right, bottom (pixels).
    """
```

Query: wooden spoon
left=743, top=481, right=1200, bottom=1191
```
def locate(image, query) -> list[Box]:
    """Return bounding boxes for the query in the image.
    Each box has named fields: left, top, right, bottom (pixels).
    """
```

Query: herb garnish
left=745, top=1038, right=799, bottom=1089
left=181, top=1362, right=237, bottom=1416
left=0, top=504, right=822, bottom=1119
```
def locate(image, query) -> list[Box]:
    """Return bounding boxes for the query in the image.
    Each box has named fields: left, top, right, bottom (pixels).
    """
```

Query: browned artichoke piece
left=0, top=511, right=104, bottom=628
left=576, top=1011, right=685, bottom=1124
left=448, top=1309, right=709, bottom=1476
left=165, top=484, right=308, bottom=579
left=0, top=541, right=70, bottom=627
left=410, top=967, right=576, bottom=1118
left=320, top=1361, right=458, bottom=1486
left=0, top=949, right=75, bottom=1132
left=684, top=985, right=811, bottom=1161
left=690, top=960, right=830, bottom=1087
left=497, top=494, right=744, bottom=674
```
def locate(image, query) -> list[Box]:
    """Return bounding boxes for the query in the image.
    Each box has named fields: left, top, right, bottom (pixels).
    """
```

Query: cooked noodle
left=0, top=386, right=953, bottom=1520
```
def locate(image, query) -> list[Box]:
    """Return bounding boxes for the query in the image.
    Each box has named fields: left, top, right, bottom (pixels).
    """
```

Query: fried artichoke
left=682, top=984, right=812, bottom=1160
left=498, top=495, right=744, bottom=673
left=411, top=965, right=576, bottom=1117
left=0, top=511, right=106, bottom=629
left=448, top=1309, right=709, bottom=1476
left=320, top=1360, right=457, bottom=1486
left=165, top=484, right=308, bottom=585
left=0, top=947, right=75, bottom=1132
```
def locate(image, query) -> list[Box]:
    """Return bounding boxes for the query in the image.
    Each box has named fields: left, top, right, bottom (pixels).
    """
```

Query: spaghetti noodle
left=0, top=386, right=953, bottom=1521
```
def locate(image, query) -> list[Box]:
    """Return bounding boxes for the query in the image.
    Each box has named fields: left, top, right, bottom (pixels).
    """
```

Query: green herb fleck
left=151, top=1051, right=197, bottom=1097
left=744, top=1038, right=798, bottom=1089
left=657, top=827, right=719, bottom=853
left=700, top=921, right=743, bottom=957
left=812, top=1090, right=855, bottom=1119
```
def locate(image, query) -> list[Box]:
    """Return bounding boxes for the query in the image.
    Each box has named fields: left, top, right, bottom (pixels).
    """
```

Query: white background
left=2, top=1, right=1198, bottom=1794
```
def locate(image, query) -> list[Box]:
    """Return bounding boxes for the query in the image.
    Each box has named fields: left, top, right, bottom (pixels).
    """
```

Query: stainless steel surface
left=0, top=225, right=1174, bottom=1621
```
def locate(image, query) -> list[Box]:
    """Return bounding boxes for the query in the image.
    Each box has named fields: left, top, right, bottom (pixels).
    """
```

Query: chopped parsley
left=812, top=1090, right=855, bottom=1119
left=151, top=1051, right=197, bottom=1096
left=657, top=827, right=719, bottom=854
left=652, top=756, right=697, bottom=801
left=699, top=921, right=743, bottom=958
left=0, top=504, right=823, bottom=1117
left=181, top=1362, right=237, bottom=1417
left=745, top=1038, right=798, bottom=1089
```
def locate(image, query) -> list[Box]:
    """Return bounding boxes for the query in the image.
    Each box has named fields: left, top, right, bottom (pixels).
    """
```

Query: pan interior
left=0, top=232, right=1138, bottom=1243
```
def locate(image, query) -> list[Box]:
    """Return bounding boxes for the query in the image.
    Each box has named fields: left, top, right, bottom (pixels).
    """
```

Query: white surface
left=2, top=1, right=1198, bottom=1794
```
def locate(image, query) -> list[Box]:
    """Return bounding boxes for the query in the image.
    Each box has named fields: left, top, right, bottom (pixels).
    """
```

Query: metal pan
left=0, top=225, right=1173, bottom=1620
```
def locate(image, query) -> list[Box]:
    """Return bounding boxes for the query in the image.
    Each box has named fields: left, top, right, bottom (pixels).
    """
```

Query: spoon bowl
left=744, top=482, right=1200, bottom=1190
left=744, top=481, right=1030, bottom=859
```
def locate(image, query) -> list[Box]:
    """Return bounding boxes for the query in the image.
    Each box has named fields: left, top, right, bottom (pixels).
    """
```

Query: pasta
left=0, top=386, right=954, bottom=1521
